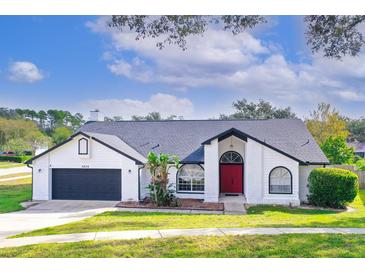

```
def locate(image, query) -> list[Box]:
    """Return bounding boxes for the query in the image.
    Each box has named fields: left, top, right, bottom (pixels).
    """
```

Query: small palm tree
left=146, top=151, right=179, bottom=205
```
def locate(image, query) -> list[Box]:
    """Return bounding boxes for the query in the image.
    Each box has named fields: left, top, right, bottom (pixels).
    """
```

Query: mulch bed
left=116, top=198, right=224, bottom=211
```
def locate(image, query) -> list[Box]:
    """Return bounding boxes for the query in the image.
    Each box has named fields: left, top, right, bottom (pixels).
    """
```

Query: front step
left=219, top=195, right=246, bottom=215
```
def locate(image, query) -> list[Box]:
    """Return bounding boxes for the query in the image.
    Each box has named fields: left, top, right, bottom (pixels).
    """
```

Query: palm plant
left=146, top=151, right=180, bottom=206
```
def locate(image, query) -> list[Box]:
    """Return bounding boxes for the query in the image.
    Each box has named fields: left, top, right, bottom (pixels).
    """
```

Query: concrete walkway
left=0, top=166, right=31, bottom=176
left=0, top=175, right=31, bottom=182
left=1, top=227, right=365, bottom=248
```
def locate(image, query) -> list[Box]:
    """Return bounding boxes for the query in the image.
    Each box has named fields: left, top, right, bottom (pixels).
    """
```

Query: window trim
left=176, top=164, right=205, bottom=194
left=219, top=150, right=243, bottom=164
left=268, top=166, right=293, bottom=195
left=78, top=137, right=89, bottom=155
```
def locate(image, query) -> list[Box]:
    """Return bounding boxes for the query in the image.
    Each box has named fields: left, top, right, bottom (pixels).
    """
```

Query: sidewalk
left=1, top=227, right=365, bottom=248
left=0, top=175, right=31, bottom=182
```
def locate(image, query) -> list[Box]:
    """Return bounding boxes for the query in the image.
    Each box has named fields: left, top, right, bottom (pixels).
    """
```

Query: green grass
left=0, top=162, right=25, bottom=169
left=1, top=234, right=365, bottom=258
left=0, top=177, right=31, bottom=213
left=14, top=190, right=365, bottom=238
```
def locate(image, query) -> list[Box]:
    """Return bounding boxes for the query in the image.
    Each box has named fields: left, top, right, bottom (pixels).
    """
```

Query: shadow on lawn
left=247, top=205, right=338, bottom=215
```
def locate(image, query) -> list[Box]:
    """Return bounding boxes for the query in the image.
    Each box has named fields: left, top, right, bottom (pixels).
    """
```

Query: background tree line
left=0, top=108, right=85, bottom=155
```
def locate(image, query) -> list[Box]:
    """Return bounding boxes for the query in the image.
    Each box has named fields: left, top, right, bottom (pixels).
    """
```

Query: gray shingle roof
left=79, top=119, right=329, bottom=164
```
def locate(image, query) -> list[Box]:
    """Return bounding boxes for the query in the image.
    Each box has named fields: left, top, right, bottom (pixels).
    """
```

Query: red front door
left=220, top=164, right=243, bottom=193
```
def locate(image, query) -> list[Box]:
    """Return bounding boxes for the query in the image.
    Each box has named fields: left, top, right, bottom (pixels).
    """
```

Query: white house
left=26, top=117, right=329, bottom=206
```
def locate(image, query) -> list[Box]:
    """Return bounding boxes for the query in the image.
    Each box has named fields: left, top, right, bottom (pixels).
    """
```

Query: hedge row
left=0, top=155, right=32, bottom=163
left=308, top=168, right=358, bottom=208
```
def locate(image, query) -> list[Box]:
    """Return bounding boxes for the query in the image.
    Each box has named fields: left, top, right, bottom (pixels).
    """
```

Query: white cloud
left=334, top=90, right=365, bottom=102
left=83, top=93, right=194, bottom=119
left=86, top=17, right=270, bottom=88
left=86, top=17, right=365, bottom=116
left=8, top=61, right=44, bottom=83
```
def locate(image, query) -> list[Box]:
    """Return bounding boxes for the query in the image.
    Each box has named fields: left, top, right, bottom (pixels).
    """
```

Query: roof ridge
left=86, top=118, right=302, bottom=123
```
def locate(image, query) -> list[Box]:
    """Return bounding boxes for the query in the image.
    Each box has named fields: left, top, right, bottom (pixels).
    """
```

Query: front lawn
left=0, top=177, right=31, bottom=213
left=14, top=190, right=365, bottom=238
left=0, top=162, right=25, bottom=169
left=1, top=234, right=365, bottom=258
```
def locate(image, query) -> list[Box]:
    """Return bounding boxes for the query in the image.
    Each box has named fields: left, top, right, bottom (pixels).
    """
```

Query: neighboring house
left=26, top=116, right=329, bottom=206
left=348, top=141, right=365, bottom=158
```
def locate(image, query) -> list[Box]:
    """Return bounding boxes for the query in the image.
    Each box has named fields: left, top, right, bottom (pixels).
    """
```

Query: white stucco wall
left=244, top=138, right=264, bottom=204
left=299, top=165, right=320, bottom=203
left=139, top=167, right=150, bottom=200
left=204, top=139, right=219, bottom=202
left=32, top=154, right=51, bottom=200
left=218, top=136, right=245, bottom=160
left=32, top=135, right=140, bottom=201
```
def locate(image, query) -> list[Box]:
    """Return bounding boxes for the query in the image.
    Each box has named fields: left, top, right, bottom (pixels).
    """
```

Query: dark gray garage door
left=52, top=169, right=121, bottom=201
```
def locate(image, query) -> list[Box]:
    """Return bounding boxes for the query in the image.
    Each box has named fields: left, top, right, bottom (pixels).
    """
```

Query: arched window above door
left=220, top=151, right=243, bottom=164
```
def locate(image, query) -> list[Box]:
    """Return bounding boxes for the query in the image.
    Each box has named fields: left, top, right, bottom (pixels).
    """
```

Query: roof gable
left=26, top=131, right=143, bottom=165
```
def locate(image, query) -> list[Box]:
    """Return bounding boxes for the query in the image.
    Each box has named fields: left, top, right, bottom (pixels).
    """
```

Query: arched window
left=220, top=151, right=243, bottom=163
left=269, top=166, right=292, bottom=194
left=78, top=138, right=88, bottom=155
left=177, top=164, right=204, bottom=193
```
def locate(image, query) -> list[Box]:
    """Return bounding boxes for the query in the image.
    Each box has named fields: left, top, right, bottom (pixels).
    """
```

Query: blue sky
left=1, top=16, right=365, bottom=120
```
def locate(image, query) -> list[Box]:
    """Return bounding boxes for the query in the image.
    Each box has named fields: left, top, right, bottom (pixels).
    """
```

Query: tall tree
left=0, top=118, right=51, bottom=154
left=347, top=118, right=365, bottom=142
left=220, top=99, right=297, bottom=120
left=110, top=16, right=365, bottom=59
left=104, top=115, right=123, bottom=121
left=306, top=103, right=349, bottom=145
left=321, top=136, right=354, bottom=164
left=305, top=16, right=365, bottom=59
left=0, top=108, right=19, bottom=119
left=51, top=127, right=73, bottom=144
left=109, top=16, right=266, bottom=50
left=132, top=112, right=162, bottom=121
left=0, top=107, right=85, bottom=135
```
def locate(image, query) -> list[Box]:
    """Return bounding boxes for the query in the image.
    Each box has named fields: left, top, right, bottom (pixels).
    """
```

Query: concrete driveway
left=0, top=200, right=117, bottom=239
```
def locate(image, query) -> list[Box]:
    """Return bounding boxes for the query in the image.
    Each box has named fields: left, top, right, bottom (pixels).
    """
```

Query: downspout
left=27, top=164, right=33, bottom=201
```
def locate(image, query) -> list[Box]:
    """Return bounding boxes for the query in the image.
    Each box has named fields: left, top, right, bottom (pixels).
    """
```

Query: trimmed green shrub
left=0, top=155, right=32, bottom=163
left=308, top=168, right=358, bottom=208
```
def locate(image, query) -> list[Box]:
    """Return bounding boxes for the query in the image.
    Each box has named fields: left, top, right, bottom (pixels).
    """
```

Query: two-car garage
left=52, top=169, right=122, bottom=201
left=29, top=131, right=142, bottom=201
